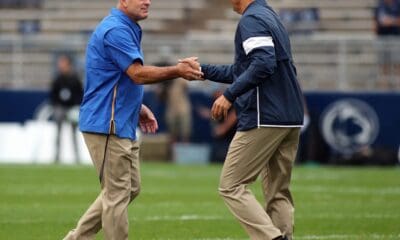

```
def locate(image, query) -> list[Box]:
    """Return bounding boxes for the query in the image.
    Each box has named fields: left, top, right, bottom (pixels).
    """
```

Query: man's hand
left=139, top=104, right=158, bottom=133
left=211, top=95, right=232, bottom=121
left=177, top=57, right=204, bottom=80
left=179, top=57, right=201, bottom=70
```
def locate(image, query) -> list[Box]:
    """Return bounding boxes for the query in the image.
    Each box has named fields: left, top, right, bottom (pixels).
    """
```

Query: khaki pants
left=219, top=127, right=300, bottom=240
left=64, top=133, right=140, bottom=240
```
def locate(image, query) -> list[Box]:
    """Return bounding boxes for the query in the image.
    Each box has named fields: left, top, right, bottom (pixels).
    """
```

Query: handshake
left=176, top=57, right=232, bottom=121
left=176, top=57, right=204, bottom=81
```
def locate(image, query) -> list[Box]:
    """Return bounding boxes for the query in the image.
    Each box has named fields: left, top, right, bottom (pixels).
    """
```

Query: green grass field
left=0, top=163, right=399, bottom=240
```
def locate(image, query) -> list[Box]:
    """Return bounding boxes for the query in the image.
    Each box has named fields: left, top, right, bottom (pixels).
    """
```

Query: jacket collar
left=243, top=0, right=267, bottom=14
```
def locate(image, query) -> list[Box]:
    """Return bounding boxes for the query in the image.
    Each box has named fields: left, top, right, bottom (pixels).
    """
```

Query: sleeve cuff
left=200, top=64, right=209, bottom=79
left=223, top=89, right=236, bottom=103
left=122, top=56, right=143, bottom=72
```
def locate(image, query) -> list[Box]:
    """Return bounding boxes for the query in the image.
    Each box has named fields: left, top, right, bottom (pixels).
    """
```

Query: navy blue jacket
left=202, top=0, right=304, bottom=131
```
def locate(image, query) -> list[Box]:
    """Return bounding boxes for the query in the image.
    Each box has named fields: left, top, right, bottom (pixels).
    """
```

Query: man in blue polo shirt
left=183, top=0, right=303, bottom=239
left=63, top=0, right=202, bottom=239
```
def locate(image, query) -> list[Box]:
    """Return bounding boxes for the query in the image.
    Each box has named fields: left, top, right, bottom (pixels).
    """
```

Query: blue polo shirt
left=79, top=8, right=144, bottom=140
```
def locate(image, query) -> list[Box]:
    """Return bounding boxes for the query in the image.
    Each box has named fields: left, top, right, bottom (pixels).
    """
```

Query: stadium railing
left=0, top=35, right=399, bottom=92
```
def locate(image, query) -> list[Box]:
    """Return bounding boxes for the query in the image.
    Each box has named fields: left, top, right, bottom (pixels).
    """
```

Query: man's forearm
left=202, top=64, right=234, bottom=83
left=128, top=65, right=180, bottom=84
left=224, top=61, right=274, bottom=102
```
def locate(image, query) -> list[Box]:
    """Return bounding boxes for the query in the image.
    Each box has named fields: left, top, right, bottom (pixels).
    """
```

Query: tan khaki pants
left=64, top=133, right=140, bottom=240
left=219, top=127, right=300, bottom=240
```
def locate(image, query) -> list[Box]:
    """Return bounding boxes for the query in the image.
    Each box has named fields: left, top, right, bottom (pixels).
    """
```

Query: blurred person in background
left=62, top=0, right=202, bottom=240
left=295, top=97, right=310, bottom=164
left=182, top=0, right=303, bottom=239
left=50, top=54, right=83, bottom=164
left=197, top=89, right=237, bottom=163
left=154, top=47, right=192, bottom=143
left=0, top=0, right=41, bottom=8
left=374, top=0, right=400, bottom=89
left=163, top=78, right=192, bottom=142
left=375, top=0, right=400, bottom=36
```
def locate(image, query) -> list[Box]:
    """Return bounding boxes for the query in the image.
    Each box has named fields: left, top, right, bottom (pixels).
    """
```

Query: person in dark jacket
left=183, top=0, right=303, bottom=239
left=374, top=0, right=400, bottom=89
left=50, top=54, right=83, bottom=163
left=375, top=0, right=400, bottom=36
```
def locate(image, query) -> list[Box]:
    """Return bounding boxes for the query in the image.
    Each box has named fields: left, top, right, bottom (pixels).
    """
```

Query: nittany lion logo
left=320, top=99, right=380, bottom=155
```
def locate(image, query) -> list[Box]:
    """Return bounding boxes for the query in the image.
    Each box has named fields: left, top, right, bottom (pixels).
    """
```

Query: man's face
left=57, top=56, right=72, bottom=74
left=122, top=0, right=151, bottom=21
left=230, top=0, right=242, bottom=14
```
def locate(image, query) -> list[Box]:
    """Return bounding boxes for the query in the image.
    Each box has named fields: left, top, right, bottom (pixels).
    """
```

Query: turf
left=0, top=163, right=399, bottom=240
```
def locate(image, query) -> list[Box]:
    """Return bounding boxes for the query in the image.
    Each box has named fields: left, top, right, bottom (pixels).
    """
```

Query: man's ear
left=120, top=0, right=128, bottom=8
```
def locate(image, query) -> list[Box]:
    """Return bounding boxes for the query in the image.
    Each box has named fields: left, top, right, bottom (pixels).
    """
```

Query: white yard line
left=133, top=215, right=227, bottom=221
left=193, top=238, right=247, bottom=240
left=153, top=235, right=400, bottom=240
left=295, top=234, right=400, bottom=239
left=293, top=186, right=400, bottom=195
left=129, top=212, right=400, bottom=222
left=296, top=213, right=400, bottom=220
left=134, top=201, right=219, bottom=208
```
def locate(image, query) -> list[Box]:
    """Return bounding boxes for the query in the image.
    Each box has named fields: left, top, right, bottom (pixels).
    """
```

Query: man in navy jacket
left=183, top=0, right=303, bottom=239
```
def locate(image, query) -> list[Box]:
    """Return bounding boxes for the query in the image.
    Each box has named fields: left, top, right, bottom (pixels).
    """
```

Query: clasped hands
left=177, top=57, right=204, bottom=81
left=178, top=57, right=232, bottom=121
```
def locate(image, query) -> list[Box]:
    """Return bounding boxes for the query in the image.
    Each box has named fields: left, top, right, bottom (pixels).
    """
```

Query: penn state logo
left=320, top=99, right=379, bottom=155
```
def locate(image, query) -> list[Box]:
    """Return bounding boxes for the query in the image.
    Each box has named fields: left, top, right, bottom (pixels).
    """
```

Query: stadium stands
left=0, top=0, right=399, bottom=91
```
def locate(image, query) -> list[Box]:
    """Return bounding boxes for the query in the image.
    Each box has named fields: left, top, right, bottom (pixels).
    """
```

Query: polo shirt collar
left=256, top=0, right=267, bottom=6
left=110, top=8, right=141, bottom=31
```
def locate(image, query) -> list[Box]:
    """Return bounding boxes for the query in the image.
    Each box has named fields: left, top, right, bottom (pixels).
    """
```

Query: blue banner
left=303, top=92, right=400, bottom=165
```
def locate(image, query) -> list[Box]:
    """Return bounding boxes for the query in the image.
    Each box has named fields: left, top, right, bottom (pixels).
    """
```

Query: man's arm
left=201, top=64, right=234, bottom=84
left=223, top=15, right=277, bottom=103
left=223, top=48, right=276, bottom=102
left=126, top=60, right=203, bottom=85
left=49, top=78, right=58, bottom=104
left=179, top=58, right=234, bottom=84
left=210, top=48, right=276, bottom=120
left=104, top=28, right=203, bottom=84
left=211, top=15, right=277, bottom=120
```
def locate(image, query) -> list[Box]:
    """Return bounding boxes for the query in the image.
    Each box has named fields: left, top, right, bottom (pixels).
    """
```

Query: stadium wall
left=0, top=90, right=399, bottom=165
